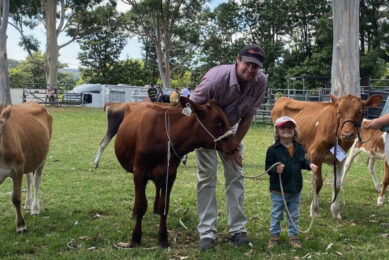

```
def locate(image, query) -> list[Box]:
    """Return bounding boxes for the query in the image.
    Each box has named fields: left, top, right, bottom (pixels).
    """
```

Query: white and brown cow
left=341, top=120, right=389, bottom=206
left=0, top=102, right=52, bottom=233
left=272, top=94, right=382, bottom=220
left=341, top=120, right=386, bottom=194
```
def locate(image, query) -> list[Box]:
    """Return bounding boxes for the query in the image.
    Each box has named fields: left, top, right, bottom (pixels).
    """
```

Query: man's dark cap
left=239, top=44, right=265, bottom=68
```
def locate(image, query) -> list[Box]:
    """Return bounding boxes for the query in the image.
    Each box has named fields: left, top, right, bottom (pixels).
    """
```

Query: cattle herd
left=1, top=94, right=389, bottom=248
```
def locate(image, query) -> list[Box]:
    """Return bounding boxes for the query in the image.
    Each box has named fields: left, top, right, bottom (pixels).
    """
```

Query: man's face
left=236, top=57, right=260, bottom=82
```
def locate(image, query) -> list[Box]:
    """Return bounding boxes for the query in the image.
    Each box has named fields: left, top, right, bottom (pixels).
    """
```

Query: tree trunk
left=331, top=0, right=360, bottom=96
left=0, top=0, right=11, bottom=105
left=44, top=0, right=58, bottom=89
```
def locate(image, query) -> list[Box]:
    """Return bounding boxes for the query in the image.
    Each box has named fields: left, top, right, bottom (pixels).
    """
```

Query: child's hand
left=310, top=163, right=318, bottom=173
left=276, top=164, right=285, bottom=174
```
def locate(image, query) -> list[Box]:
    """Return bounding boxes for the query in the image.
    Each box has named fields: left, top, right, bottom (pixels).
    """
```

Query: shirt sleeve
left=265, top=147, right=278, bottom=175
left=189, top=75, right=215, bottom=105
left=299, top=144, right=312, bottom=170
left=249, top=74, right=268, bottom=115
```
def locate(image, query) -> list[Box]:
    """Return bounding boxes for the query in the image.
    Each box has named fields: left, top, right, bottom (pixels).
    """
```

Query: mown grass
left=1, top=106, right=389, bottom=259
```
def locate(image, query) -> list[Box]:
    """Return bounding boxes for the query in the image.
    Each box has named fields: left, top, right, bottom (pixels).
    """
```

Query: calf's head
left=331, top=94, right=382, bottom=142
left=179, top=97, right=239, bottom=155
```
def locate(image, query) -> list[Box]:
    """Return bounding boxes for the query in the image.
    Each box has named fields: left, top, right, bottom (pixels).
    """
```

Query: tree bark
left=0, top=0, right=11, bottom=105
left=44, top=0, right=58, bottom=89
left=331, top=0, right=360, bottom=96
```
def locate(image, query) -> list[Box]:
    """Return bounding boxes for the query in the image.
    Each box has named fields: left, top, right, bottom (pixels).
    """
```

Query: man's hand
left=310, top=163, right=318, bottom=173
left=225, top=151, right=242, bottom=171
left=365, top=118, right=381, bottom=130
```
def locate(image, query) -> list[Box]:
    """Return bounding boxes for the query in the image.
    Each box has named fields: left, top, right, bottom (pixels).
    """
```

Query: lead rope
left=279, top=172, right=316, bottom=234
left=219, top=156, right=315, bottom=234
left=163, top=110, right=234, bottom=215
left=164, top=111, right=172, bottom=216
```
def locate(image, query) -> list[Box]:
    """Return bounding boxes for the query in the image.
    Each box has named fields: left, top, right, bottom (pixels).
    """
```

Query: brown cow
left=0, top=102, right=52, bottom=233
left=94, top=101, right=180, bottom=168
left=114, top=97, right=239, bottom=247
left=271, top=94, right=382, bottom=220
left=341, top=120, right=385, bottom=194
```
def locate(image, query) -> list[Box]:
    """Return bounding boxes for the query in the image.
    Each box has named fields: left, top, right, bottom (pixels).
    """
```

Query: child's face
left=277, top=125, right=295, bottom=139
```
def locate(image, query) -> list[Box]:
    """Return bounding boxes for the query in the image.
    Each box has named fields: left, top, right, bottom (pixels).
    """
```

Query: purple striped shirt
left=190, top=64, right=267, bottom=126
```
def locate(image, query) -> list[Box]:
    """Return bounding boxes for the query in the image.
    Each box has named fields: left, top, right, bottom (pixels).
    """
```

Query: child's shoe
left=289, top=235, right=302, bottom=248
left=267, top=235, right=279, bottom=249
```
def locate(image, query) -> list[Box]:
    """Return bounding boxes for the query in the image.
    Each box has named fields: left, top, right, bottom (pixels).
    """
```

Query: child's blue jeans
left=270, top=192, right=301, bottom=237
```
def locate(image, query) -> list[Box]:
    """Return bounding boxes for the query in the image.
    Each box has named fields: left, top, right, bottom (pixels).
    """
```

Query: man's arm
left=235, top=114, right=254, bottom=143
left=225, top=114, right=254, bottom=169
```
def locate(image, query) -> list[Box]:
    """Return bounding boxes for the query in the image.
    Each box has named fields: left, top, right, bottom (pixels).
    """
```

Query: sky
left=7, top=0, right=227, bottom=69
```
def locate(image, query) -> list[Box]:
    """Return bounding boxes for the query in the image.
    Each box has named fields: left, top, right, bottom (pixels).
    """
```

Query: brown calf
left=272, top=94, right=382, bottom=220
left=114, top=97, right=239, bottom=247
left=0, top=102, right=52, bottom=233
left=94, top=102, right=180, bottom=168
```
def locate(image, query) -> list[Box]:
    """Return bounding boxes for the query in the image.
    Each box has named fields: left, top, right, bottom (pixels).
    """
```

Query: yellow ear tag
left=182, top=103, right=192, bottom=116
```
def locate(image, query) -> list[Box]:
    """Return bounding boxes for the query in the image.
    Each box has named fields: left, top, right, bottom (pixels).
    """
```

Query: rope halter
left=194, top=114, right=234, bottom=143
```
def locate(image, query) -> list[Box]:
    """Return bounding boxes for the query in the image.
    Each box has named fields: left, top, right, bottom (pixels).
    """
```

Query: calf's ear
left=0, top=106, right=11, bottom=127
left=363, top=94, right=382, bottom=108
left=330, top=94, right=338, bottom=106
left=179, top=96, right=202, bottom=115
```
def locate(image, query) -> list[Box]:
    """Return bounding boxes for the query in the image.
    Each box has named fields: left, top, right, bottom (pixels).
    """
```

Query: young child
left=265, top=116, right=318, bottom=249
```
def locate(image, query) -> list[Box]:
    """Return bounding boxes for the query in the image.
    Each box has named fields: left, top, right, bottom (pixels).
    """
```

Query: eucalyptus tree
left=9, top=51, right=76, bottom=89
left=331, top=0, right=360, bottom=96
left=77, top=4, right=128, bottom=84
left=0, top=0, right=11, bottom=104
left=9, top=0, right=105, bottom=89
left=123, top=0, right=208, bottom=88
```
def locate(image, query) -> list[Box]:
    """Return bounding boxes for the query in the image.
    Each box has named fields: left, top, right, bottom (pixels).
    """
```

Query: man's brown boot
left=267, top=235, right=279, bottom=249
left=289, top=235, right=302, bottom=248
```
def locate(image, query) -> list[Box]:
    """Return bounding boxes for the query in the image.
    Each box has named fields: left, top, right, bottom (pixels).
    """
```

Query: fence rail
left=254, top=85, right=389, bottom=125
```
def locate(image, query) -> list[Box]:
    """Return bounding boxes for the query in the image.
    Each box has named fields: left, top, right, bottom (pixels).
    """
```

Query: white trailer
left=64, top=84, right=174, bottom=107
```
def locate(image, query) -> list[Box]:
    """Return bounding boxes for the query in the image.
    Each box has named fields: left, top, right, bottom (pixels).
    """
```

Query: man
left=189, top=44, right=267, bottom=250
left=147, top=84, right=158, bottom=102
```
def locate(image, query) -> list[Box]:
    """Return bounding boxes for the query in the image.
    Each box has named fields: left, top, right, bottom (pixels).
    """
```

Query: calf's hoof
left=159, top=240, right=170, bottom=248
left=17, top=226, right=28, bottom=234
left=377, top=196, right=384, bottom=206
left=331, top=213, right=342, bottom=221
left=129, top=241, right=141, bottom=248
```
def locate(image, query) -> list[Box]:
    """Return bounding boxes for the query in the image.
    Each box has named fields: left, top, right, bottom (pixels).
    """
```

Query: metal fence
left=253, top=83, right=389, bottom=124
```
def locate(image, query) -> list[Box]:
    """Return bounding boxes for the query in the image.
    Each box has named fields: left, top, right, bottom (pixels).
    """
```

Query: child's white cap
left=275, top=116, right=296, bottom=128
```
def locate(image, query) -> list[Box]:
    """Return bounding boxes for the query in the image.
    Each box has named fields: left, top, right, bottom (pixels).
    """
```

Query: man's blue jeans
left=270, top=192, right=300, bottom=237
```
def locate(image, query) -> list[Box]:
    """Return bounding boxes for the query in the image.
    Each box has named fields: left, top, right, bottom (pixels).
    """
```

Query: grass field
left=1, top=106, right=389, bottom=259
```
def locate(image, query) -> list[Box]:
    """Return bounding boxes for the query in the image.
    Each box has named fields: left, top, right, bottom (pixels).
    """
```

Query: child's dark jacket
left=265, top=140, right=311, bottom=194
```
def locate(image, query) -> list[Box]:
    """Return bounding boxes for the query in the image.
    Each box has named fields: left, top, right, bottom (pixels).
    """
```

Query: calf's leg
left=310, top=166, right=323, bottom=218
left=330, top=160, right=345, bottom=221
left=153, top=184, right=161, bottom=214
left=94, top=135, right=113, bottom=168
left=24, top=172, right=33, bottom=211
left=12, top=172, right=27, bottom=233
left=367, top=157, right=382, bottom=193
left=378, top=161, right=389, bottom=206
left=340, top=147, right=360, bottom=189
left=157, top=173, right=176, bottom=248
left=31, top=164, right=44, bottom=215
left=130, top=173, right=148, bottom=247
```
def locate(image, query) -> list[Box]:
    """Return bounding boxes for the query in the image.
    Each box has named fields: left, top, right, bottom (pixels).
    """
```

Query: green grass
left=1, top=106, right=389, bottom=259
